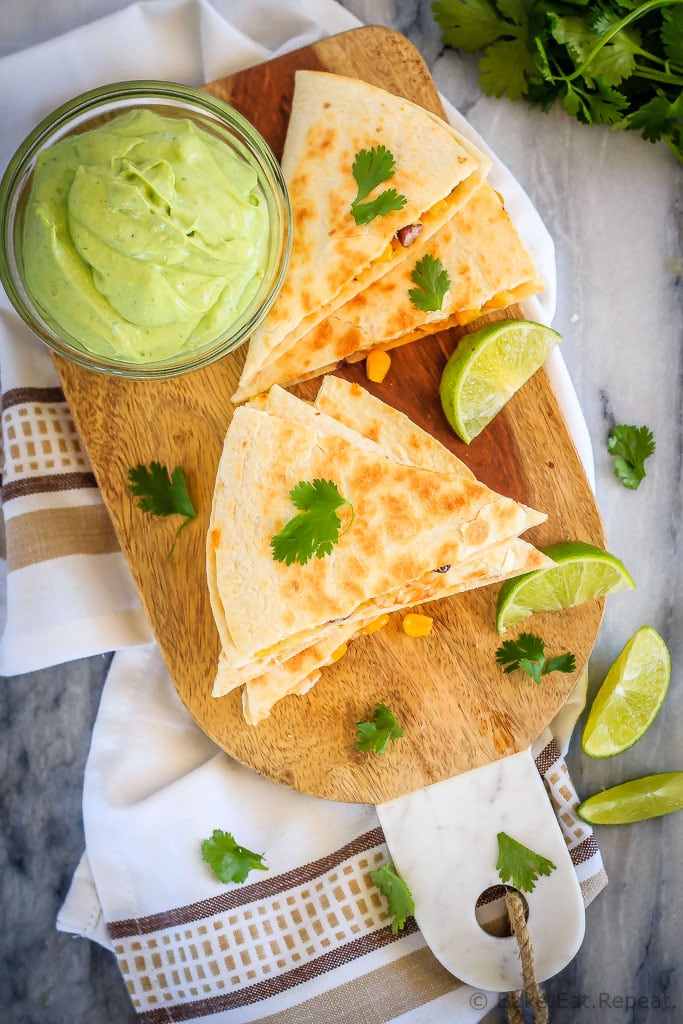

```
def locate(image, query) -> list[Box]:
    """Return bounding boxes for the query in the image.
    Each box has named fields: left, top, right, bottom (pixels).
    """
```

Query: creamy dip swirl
left=23, top=108, right=270, bottom=362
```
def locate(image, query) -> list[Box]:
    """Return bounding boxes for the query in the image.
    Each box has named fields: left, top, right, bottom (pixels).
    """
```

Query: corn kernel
left=361, top=613, right=390, bottom=635
left=402, top=613, right=433, bottom=638
left=457, top=309, right=481, bottom=325
left=483, top=290, right=514, bottom=310
left=366, top=349, right=391, bottom=383
left=330, top=643, right=348, bottom=663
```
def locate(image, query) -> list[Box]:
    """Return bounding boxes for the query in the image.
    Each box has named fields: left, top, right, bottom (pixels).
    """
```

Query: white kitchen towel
left=56, top=642, right=606, bottom=1023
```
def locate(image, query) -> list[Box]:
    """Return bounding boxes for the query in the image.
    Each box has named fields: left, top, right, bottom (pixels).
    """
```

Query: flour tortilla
left=207, top=387, right=545, bottom=670
left=237, top=536, right=551, bottom=723
left=314, top=376, right=474, bottom=479
left=265, top=381, right=473, bottom=479
left=233, top=70, right=491, bottom=402
left=235, top=184, right=545, bottom=397
left=212, top=532, right=550, bottom=700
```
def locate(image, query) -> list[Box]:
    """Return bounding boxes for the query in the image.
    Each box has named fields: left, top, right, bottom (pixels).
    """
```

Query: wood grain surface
left=53, top=26, right=605, bottom=804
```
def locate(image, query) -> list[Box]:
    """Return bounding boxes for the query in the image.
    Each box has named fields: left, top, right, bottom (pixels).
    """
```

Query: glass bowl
left=0, top=81, right=291, bottom=379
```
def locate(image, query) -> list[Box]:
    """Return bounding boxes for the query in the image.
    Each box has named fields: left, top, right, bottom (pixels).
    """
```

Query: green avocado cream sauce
left=23, top=108, right=270, bottom=362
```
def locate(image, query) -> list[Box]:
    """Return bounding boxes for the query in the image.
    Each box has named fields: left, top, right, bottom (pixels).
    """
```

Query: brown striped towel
left=0, top=315, right=153, bottom=674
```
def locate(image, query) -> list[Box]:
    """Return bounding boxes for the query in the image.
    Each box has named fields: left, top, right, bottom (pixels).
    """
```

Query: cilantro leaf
left=479, top=37, right=538, bottom=100
left=496, top=832, right=556, bottom=893
left=352, top=145, right=397, bottom=201
left=620, top=92, right=683, bottom=145
left=351, top=146, right=407, bottom=225
left=356, top=702, right=404, bottom=755
left=551, top=14, right=639, bottom=88
left=352, top=188, right=408, bottom=226
left=370, top=863, right=415, bottom=933
left=201, top=829, right=268, bottom=884
left=270, top=478, right=353, bottom=566
left=128, top=461, right=196, bottom=557
left=408, top=254, right=451, bottom=312
left=433, top=0, right=683, bottom=161
left=661, top=6, right=683, bottom=66
left=495, top=632, right=576, bottom=684
left=433, top=0, right=513, bottom=52
left=607, top=424, right=656, bottom=489
left=583, top=82, right=630, bottom=126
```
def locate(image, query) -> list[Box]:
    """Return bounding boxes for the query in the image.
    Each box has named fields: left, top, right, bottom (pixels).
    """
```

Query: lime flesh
left=496, top=541, right=635, bottom=633
left=582, top=626, right=670, bottom=758
left=577, top=772, right=683, bottom=825
left=439, top=319, right=561, bottom=443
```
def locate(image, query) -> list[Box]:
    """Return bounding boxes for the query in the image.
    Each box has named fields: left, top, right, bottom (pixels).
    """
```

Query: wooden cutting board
left=53, top=26, right=604, bottom=804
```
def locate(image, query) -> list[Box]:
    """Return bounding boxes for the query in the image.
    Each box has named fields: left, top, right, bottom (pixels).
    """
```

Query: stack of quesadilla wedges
left=232, top=71, right=544, bottom=404
left=207, top=377, right=552, bottom=724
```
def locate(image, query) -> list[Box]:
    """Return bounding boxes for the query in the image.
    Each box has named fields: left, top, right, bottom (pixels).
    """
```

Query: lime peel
left=495, top=541, right=635, bottom=633
left=439, top=319, right=561, bottom=443
left=581, top=626, right=671, bottom=758
left=577, top=772, right=683, bottom=825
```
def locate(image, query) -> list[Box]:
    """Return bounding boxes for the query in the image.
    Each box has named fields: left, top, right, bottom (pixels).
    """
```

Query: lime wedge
left=496, top=541, right=635, bottom=633
left=582, top=627, right=670, bottom=758
left=439, top=319, right=561, bottom=443
left=577, top=772, right=683, bottom=825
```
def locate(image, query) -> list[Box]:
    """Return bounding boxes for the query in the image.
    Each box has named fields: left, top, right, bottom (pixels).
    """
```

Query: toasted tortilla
left=314, top=376, right=474, bottom=479
left=234, top=184, right=545, bottom=397
left=233, top=70, right=491, bottom=403
left=207, top=386, right=545, bottom=672
left=234, top=537, right=551, bottom=722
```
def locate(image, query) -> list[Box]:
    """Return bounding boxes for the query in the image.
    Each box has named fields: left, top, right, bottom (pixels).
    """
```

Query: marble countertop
left=1, top=1, right=680, bottom=1022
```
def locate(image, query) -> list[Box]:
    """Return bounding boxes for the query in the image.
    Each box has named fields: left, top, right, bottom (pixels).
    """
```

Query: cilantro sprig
left=270, top=478, right=354, bottom=566
left=432, top=0, right=683, bottom=161
left=607, top=424, right=656, bottom=489
left=201, top=829, right=268, bottom=884
left=370, top=863, right=415, bottom=933
left=408, top=253, right=451, bottom=312
left=356, top=702, right=404, bottom=755
left=496, top=832, right=556, bottom=893
left=128, top=461, right=196, bottom=558
left=351, top=145, right=407, bottom=225
left=495, top=632, right=576, bottom=685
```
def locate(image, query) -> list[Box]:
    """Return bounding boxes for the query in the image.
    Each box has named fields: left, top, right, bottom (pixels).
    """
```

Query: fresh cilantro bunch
left=356, top=702, right=404, bottom=754
left=201, top=829, right=268, bottom=884
left=408, top=254, right=451, bottom=312
left=607, top=423, right=656, bottom=488
left=495, top=632, right=576, bottom=684
left=270, top=478, right=354, bottom=566
left=128, top=461, right=196, bottom=557
left=370, top=864, right=415, bottom=932
left=496, top=831, right=556, bottom=892
left=351, top=145, right=408, bottom=224
left=432, top=0, right=683, bottom=161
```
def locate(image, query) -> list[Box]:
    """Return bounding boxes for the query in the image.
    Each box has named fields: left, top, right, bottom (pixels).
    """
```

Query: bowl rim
left=0, top=79, right=292, bottom=379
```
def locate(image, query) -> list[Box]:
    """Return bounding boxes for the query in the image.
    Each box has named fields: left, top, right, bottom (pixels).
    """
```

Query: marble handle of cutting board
left=376, top=747, right=585, bottom=992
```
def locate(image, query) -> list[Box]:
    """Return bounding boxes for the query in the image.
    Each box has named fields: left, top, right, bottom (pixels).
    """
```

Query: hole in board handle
left=475, top=884, right=529, bottom=938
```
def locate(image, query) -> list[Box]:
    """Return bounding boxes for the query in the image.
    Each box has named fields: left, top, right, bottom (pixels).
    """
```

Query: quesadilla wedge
left=233, top=185, right=545, bottom=397
left=314, top=375, right=475, bottom=479
left=233, top=70, right=491, bottom=403
left=229, top=536, right=552, bottom=722
left=265, top=381, right=473, bottom=479
left=207, top=386, right=546, bottom=675
left=211, top=530, right=550, bottom=700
